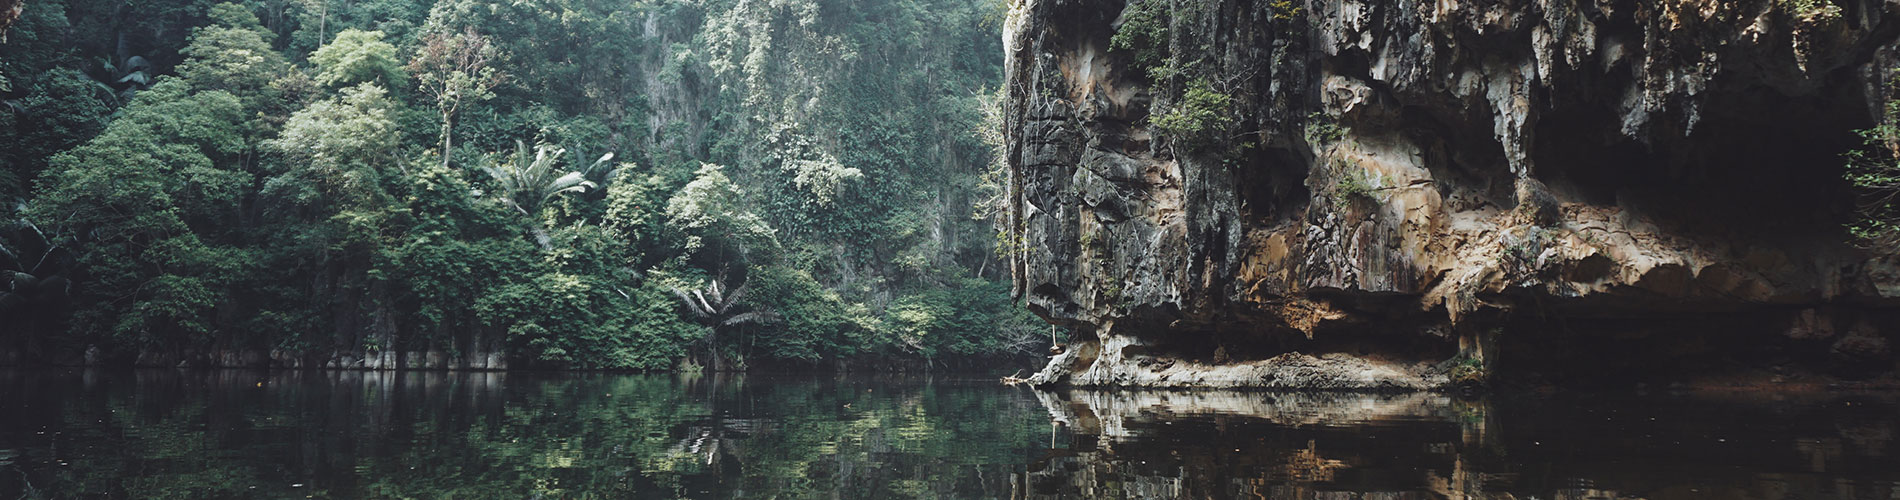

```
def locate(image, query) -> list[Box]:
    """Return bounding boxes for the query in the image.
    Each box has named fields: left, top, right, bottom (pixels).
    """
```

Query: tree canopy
left=0, top=0, right=1044, bottom=371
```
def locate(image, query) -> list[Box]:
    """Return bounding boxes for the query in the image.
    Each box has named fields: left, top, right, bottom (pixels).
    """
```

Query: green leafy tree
left=177, top=3, right=290, bottom=140
left=4, top=0, right=1043, bottom=369
left=743, top=265, right=871, bottom=363
left=1109, top=0, right=1171, bottom=79
left=409, top=26, right=503, bottom=167
left=252, top=82, right=407, bottom=360
left=477, top=271, right=700, bottom=370
left=310, top=29, right=405, bottom=88
left=667, top=163, right=777, bottom=260
left=888, top=279, right=1044, bottom=366
left=265, top=82, right=400, bottom=211
left=1, top=68, right=111, bottom=199
left=284, top=0, right=433, bottom=57
left=178, top=3, right=286, bottom=97
left=376, top=161, right=526, bottom=355
left=600, top=168, right=677, bottom=268
left=29, top=79, right=251, bottom=351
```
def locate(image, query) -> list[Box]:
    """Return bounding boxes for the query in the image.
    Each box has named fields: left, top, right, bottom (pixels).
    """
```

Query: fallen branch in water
left=1000, top=369, right=1029, bottom=386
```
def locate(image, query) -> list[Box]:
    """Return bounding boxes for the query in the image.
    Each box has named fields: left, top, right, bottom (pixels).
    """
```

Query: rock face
left=1002, top=0, right=1900, bottom=388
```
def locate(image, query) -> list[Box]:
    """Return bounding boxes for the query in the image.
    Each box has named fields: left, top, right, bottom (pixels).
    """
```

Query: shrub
left=1448, top=356, right=1486, bottom=386
left=1109, top=0, right=1170, bottom=79
left=1303, top=112, right=1343, bottom=145
left=1268, top=0, right=1302, bottom=21
left=1329, top=159, right=1382, bottom=206
left=1151, top=78, right=1235, bottom=148
left=1845, top=99, right=1900, bottom=252
left=1780, top=0, right=1841, bottom=23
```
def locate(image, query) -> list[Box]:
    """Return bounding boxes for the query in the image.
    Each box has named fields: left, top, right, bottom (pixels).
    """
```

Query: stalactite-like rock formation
left=1003, top=0, right=1900, bottom=388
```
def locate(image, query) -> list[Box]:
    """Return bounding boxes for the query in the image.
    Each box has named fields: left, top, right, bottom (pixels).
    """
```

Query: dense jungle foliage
left=0, top=0, right=1045, bottom=370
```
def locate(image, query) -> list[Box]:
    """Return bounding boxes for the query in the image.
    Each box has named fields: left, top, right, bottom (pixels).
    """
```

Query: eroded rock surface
left=1001, top=0, right=1900, bottom=388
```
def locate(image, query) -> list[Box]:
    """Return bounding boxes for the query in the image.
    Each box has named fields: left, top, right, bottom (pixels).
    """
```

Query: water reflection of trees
left=0, top=370, right=1051, bottom=499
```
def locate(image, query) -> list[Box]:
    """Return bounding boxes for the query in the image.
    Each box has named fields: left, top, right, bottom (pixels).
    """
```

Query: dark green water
left=1, top=370, right=1896, bottom=499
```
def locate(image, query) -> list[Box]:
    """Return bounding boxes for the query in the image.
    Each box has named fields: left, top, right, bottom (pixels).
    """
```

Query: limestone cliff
left=1002, top=0, right=1900, bottom=388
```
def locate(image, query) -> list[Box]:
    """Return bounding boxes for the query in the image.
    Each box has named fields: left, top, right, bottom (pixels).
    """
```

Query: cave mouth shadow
left=1530, top=75, right=1870, bottom=250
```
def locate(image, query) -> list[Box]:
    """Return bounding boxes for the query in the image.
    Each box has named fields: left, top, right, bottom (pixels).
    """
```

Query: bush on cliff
left=1151, top=78, right=1235, bottom=150
left=1846, top=100, right=1900, bottom=252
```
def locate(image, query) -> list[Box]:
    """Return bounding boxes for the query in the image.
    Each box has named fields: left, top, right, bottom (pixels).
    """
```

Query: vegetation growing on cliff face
left=1326, top=159, right=1382, bottom=208
left=0, top=0, right=1039, bottom=369
left=1151, top=78, right=1235, bottom=149
left=1110, top=0, right=1170, bottom=81
left=1303, top=113, right=1344, bottom=146
left=1779, top=0, right=1843, bottom=24
left=1844, top=89, right=1900, bottom=253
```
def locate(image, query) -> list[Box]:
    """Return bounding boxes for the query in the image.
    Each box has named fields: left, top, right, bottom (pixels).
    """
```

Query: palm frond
left=721, top=311, right=779, bottom=327
left=482, top=140, right=598, bottom=215
left=704, top=279, right=725, bottom=310
left=583, top=152, right=615, bottom=184
left=722, top=280, right=750, bottom=310
left=670, top=287, right=710, bottom=318
left=539, top=171, right=594, bottom=204
left=692, top=290, right=719, bottom=315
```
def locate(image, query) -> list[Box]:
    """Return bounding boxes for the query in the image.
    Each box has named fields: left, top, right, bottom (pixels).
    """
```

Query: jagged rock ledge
left=1027, top=335, right=1449, bottom=390
left=1001, top=0, right=1900, bottom=389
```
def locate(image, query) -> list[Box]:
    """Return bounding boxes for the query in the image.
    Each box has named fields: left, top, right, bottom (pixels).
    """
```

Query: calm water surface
left=1, top=369, right=1896, bottom=499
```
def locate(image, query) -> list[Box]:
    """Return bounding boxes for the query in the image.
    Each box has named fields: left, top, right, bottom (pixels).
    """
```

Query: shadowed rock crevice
left=1004, top=0, right=1900, bottom=389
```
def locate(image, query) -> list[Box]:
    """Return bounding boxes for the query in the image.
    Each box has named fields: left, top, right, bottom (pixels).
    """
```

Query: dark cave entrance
left=1529, top=75, right=1869, bottom=248
left=1234, top=146, right=1312, bottom=228
left=1119, top=294, right=1462, bottom=368
left=1498, top=69, right=1889, bottom=386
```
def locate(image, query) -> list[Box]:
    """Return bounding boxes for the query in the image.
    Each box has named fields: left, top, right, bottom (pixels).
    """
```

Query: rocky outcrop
left=1032, top=337, right=1450, bottom=389
left=1002, top=0, right=1900, bottom=388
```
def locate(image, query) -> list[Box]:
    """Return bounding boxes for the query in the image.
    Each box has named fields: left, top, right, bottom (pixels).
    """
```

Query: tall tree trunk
left=708, top=327, right=727, bottom=371
left=440, top=110, right=453, bottom=168
left=115, top=31, right=128, bottom=68
left=317, top=0, right=327, bottom=45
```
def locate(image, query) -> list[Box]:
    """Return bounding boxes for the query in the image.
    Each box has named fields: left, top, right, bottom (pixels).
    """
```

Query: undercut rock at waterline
left=1002, top=0, right=1900, bottom=389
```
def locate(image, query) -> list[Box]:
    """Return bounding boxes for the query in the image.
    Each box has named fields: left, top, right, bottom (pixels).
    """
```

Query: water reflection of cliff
left=1020, top=389, right=1900, bottom=500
